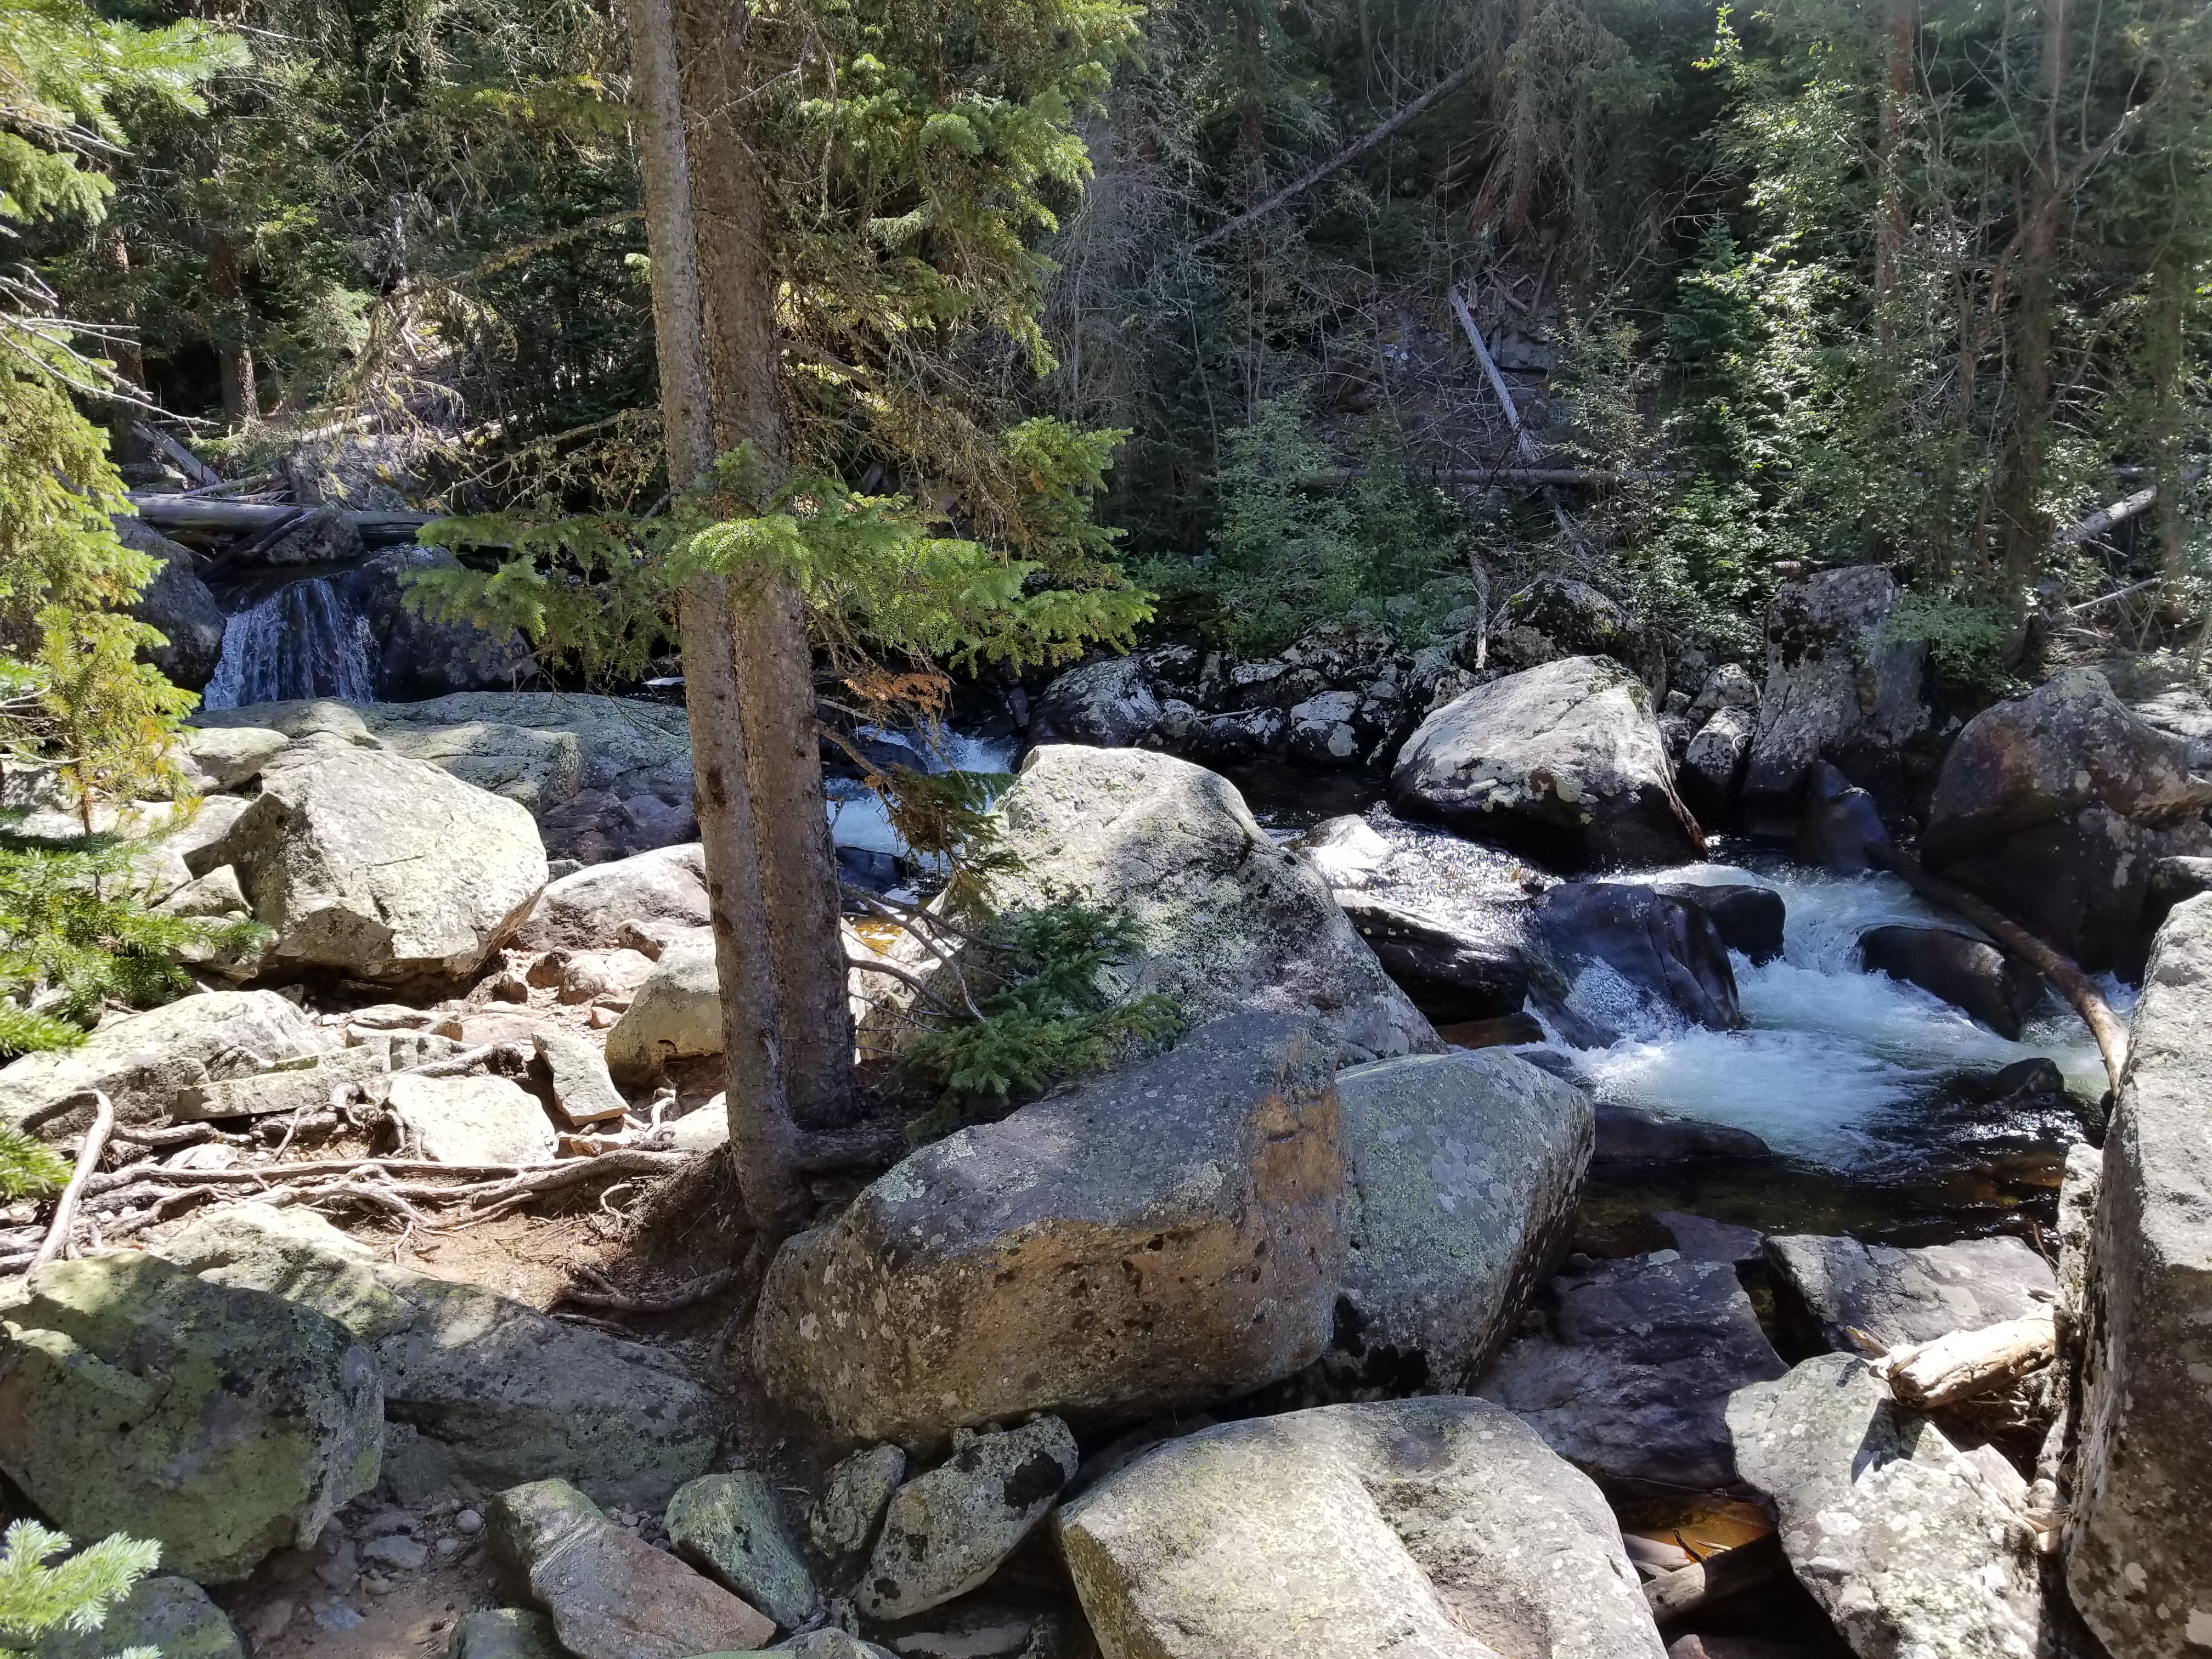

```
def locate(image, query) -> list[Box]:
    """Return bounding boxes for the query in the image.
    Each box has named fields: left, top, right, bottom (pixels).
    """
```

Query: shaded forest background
left=38, top=0, right=2212, bottom=699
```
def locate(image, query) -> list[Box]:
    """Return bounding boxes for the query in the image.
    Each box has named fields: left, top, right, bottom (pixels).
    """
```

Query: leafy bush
left=0, top=1519, right=160, bottom=1659
left=900, top=901, right=1180, bottom=1139
left=1886, top=583, right=2021, bottom=706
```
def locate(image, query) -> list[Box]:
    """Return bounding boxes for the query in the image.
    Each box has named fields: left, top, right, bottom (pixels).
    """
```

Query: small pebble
left=362, top=1574, right=394, bottom=1597
left=436, top=1537, right=461, bottom=1558
left=454, top=1508, right=483, bottom=1536
left=314, top=1540, right=358, bottom=1590
left=313, top=1606, right=365, bottom=1632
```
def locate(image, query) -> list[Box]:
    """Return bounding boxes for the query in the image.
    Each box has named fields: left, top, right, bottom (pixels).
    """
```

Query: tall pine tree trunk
left=206, top=232, right=256, bottom=428
left=625, top=0, right=808, bottom=1240
left=1996, top=0, right=2070, bottom=592
left=676, top=0, right=857, bottom=1134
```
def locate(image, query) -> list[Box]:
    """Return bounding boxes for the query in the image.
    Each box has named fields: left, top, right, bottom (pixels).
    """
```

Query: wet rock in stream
left=1477, top=1249, right=1787, bottom=1489
left=1762, top=1233, right=2057, bottom=1354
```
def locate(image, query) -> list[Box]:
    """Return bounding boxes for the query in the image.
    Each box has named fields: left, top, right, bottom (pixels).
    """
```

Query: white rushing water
left=201, top=578, right=376, bottom=710
left=823, top=726, right=1020, bottom=858
left=1547, top=860, right=2128, bottom=1166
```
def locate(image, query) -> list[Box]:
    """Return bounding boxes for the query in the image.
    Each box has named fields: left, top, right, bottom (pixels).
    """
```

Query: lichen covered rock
left=0, top=1254, right=382, bottom=1583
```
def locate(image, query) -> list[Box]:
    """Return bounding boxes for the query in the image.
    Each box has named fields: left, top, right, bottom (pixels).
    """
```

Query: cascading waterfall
left=200, top=577, right=376, bottom=710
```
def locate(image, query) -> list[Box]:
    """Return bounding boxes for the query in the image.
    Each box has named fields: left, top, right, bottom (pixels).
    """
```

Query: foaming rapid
left=1546, top=860, right=2126, bottom=1167
left=823, top=725, right=1019, bottom=859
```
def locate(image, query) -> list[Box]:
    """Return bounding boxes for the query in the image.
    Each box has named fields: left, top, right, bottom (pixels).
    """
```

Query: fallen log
left=128, top=492, right=436, bottom=537
left=132, top=423, right=222, bottom=489
left=1643, top=1531, right=1787, bottom=1624
left=1864, top=842, right=2130, bottom=1091
left=1877, top=1310, right=2058, bottom=1409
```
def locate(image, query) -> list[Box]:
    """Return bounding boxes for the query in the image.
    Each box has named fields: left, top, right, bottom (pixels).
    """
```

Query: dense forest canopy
left=10, top=0, right=2199, bottom=704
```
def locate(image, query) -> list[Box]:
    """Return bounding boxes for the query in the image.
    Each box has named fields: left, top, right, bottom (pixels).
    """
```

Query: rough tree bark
left=676, top=0, right=857, bottom=1133
left=1996, top=0, right=2071, bottom=589
left=206, top=231, right=257, bottom=430
left=624, top=0, right=808, bottom=1240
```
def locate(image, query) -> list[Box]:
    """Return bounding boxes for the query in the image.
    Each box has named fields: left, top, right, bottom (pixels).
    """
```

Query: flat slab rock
left=1057, top=1397, right=1666, bottom=1659
left=386, top=1072, right=557, bottom=1165
left=1763, top=1233, right=2056, bottom=1352
left=0, top=988, right=337, bottom=1132
left=1331, top=1048, right=1592, bottom=1393
left=159, top=1203, right=715, bottom=1509
left=1728, top=1353, right=2045, bottom=1659
left=1478, top=1249, right=1786, bottom=1490
left=490, top=1479, right=774, bottom=1659
left=753, top=1012, right=1345, bottom=1450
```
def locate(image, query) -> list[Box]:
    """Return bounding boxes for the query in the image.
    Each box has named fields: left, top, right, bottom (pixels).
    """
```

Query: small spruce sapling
left=0, top=1520, right=160, bottom=1659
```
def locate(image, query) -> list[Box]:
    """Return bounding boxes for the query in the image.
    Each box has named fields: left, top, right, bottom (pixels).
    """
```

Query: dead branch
left=131, top=424, right=222, bottom=489
left=1643, top=1532, right=1787, bottom=1623
left=845, top=953, right=964, bottom=1018
left=1864, top=843, right=2130, bottom=1090
left=127, top=493, right=435, bottom=536
left=1190, top=57, right=1488, bottom=251
left=1877, top=1311, right=2057, bottom=1408
left=31, top=1091, right=113, bottom=1270
left=557, top=1262, right=740, bottom=1313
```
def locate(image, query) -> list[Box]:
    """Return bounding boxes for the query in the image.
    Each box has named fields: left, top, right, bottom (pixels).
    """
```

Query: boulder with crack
left=0, top=1255, right=383, bottom=1583
left=158, top=1203, right=715, bottom=1509
left=753, top=1013, right=1344, bottom=1449
left=1329, top=1048, right=1591, bottom=1393
left=1478, top=1250, right=1786, bottom=1489
left=2067, top=891, right=2212, bottom=1657
left=0, top=988, right=337, bottom=1133
left=1728, top=1353, right=2044, bottom=1658
left=1058, top=1398, right=1666, bottom=1659
left=859, top=747, right=1436, bottom=1066
left=201, top=732, right=547, bottom=981
left=1741, top=567, right=1927, bottom=831
left=1391, top=656, right=1704, bottom=872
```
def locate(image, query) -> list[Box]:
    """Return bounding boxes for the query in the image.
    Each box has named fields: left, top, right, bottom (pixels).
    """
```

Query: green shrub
left=901, top=901, right=1180, bottom=1139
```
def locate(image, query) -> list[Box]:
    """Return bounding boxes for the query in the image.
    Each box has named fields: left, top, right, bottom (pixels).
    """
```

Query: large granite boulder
left=2067, top=892, right=2212, bottom=1657
left=753, top=1013, right=1344, bottom=1450
left=1525, top=881, right=1742, bottom=1045
left=1921, top=669, right=2212, bottom=973
left=1477, top=1250, right=1786, bottom=1489
left=0, top=988, right=337, bottom=1132
left=1057, top=1398, right=1666, bottom=1659
left=1029, top=655, right=1163, bottom=748
left=516, top=843, right=710, bottom=950
left=159, top=1203, right=716, bottom=1508
left=1391, top=656, right=1703, bottom=872
left=864, top=747, right=1435, bottom=1065
left=1763, top=1233, right=2057, bottom=1353
left=201, top=732, right=547, bottom=981
left=1741, top=566, right=1927, bottom=829
left=1330, top=1049, right=1590, bottom=1392
left=0, top=1254, right=382, bottom=1583
left=197, top=693, right=698, bottom=865
left=121, top=518, right=226, bottom=692
left=1729, top=1353, right=2044, bottom=1658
